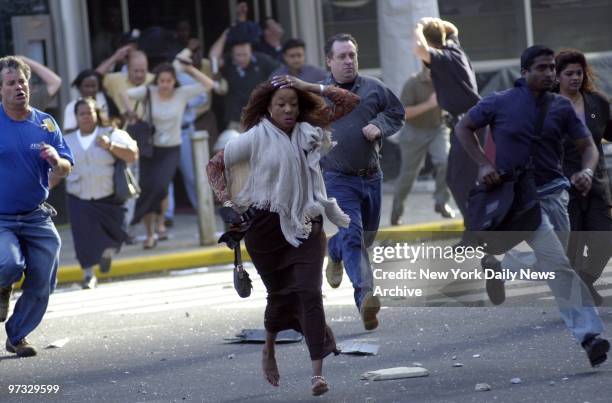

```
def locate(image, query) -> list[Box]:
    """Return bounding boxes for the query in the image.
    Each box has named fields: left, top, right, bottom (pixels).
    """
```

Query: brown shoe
left=0, top=285, right=12, bottom=322
left=325, top=259, right=343, bottom=288
left=360, top=292, right=381, bottom=330
left=6, top=338, right=37, bottom=357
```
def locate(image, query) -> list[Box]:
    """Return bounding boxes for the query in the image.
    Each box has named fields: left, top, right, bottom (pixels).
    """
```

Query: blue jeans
left=167, top=126, right=198, bottom=218
left=324, top=170, right=382, bottom=308
left=501, top=190, right=603, bottom=343
left=0, top=205, right=60, bottom=344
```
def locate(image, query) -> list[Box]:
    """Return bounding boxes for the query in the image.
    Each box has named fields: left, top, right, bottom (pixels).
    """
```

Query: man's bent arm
left=455, top=114, right=490, bottom=167
left=51, top=158, right=72, bottom=178
left=575, top=136, right=599, bottom=172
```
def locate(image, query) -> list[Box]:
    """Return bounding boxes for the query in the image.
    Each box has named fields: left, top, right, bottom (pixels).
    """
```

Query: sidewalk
left=55, top=179, right=464, bottom=284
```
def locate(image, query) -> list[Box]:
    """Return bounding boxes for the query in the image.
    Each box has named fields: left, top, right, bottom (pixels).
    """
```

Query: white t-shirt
left=76, top=127, right=98, bottom=150
left=63, top=92, right=109, bottom=131
left=126, top=83, right=205, bottom=147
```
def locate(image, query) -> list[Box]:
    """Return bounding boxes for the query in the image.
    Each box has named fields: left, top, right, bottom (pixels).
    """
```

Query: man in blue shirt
left=321, top=33, right=404, bottom=331
left=0, top=56, right=73, bottom=357
left=455, top=46, right=609, bottom=367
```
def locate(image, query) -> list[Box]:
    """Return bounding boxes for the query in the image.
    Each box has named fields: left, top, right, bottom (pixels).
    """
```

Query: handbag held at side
left=125, top=86, right=155, bottom=158
left=467, top=93, right=552, bottom=254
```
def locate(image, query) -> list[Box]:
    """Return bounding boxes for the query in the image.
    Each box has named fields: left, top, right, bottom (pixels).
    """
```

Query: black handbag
left=113, top=159, right=141, bottom=203
left=217, top=206, right=256, bottom=298
left=467, top=93, right=552, bottom=254
left=126, top=86, right=155, bottom=158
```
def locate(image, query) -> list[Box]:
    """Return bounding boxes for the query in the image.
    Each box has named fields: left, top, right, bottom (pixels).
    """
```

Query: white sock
left=83, top=267, right=94, bottom=277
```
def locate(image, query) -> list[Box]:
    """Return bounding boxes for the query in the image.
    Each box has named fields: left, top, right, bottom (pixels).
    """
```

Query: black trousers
left=567, top=194, right=612, bottom=285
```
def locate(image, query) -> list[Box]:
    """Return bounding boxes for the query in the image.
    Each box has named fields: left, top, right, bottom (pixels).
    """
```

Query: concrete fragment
left=45, top=338, right=70, bottom=349
left=475, top=383, right=491, bottom=391
left=511, top=378, right=522, bottom=384
left=452, top=363, right=464, bottom=367
left=361, top=367, right=429, bottom=381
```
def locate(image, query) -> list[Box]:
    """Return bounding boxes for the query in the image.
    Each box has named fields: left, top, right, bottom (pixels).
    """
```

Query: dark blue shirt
left=468, top=78, right=589, bottom=187
left=319, top=74, right=404, bottom=174
left=0, top=105, right=74, bottom=214
left=427, top=34, right=480, bottom=115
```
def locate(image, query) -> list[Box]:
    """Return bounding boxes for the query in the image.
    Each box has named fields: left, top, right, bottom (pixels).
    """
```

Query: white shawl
left=224, top=118, right=350, bottom=247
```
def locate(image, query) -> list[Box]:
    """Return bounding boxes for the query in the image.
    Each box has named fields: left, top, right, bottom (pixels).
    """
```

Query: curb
left=54, top=219, right=465, bottom=284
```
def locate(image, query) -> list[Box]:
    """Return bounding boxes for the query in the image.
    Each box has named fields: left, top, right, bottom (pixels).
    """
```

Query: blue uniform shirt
left=468, top=78, right=589, bottom=188
left=0, top=105, right=74, bottom=214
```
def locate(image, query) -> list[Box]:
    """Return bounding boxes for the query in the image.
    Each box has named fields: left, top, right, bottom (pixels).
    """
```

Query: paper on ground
left=361, top=366, right=429, bottom=381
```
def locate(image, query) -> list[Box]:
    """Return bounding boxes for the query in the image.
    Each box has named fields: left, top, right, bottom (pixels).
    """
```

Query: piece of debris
left=561, top=377, right=569, bottom=381
left=45, top=338, right=70, bottom=349
left=511, top=378, right=522, bottom=384
left=411, top=362, right=423, bottom=367
left=185, top=312, right=190, bottom=318
left=472, top=354, right=480, bottom=358
left=338, top=341, right=379, bottom=356
left=227, top=354, right=235, bottom=360
left=361, top=367, right=429, bottom=381
left=452, top=363, right=464, bottom=367
left=452, top=355, right=457, bottom=360
left=223, top=329, right=303, bottom=344
left=475, top=383, right=491, bottom=392
left=549, top=381, right=555, bottom=386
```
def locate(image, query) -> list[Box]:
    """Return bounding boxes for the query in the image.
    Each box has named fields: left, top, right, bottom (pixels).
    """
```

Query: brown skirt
left=244, top=209, right=338, bottom=360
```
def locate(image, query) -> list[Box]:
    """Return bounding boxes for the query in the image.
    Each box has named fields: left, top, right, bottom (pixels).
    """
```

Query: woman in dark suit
left=556, top=49, right=612, bottom=305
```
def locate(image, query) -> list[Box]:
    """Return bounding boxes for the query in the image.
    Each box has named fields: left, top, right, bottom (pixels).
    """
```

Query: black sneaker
left=582, top=334, right=610, bottom=367
left=481, top=254, right=505, bottom=305
left=0, top=285, right=12, bottom=322
left=6, top=338, right=37, bottom=357
left=99, top=255, right=112, bottom=274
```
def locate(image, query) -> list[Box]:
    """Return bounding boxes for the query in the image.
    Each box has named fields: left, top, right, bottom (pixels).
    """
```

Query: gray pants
left=501, top=190, right=603, bottom=343
left=391, top=126, right=450, bottom=222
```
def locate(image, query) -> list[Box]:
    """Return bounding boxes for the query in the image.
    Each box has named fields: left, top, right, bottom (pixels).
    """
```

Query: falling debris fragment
left=472, top=354, right=480, bottom=358
left=223, top=329, right=303, bottom=344
left=511, top=378, right=522, bottom=384
left=452, top=355, right=457, bottom=360
left=411, top=362, right=423, bottom=367
left=475, top=383, right=491, bottom=392
left=227, top=354, right=235, bottom=360
left=338, top=341, right=380, bottom=356
left=45, top=338, right=70, bottom=349
left=361, top=367, right=429, bottom=381
left=452, top=363, right=464, bottom=367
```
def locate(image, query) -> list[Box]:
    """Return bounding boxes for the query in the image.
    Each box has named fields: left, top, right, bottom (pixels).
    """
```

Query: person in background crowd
left=209, top=30, right=279, bottom=130
left=97, top=49, right=154, bottom=117
left=256, top=17, right=285, bottom=62
left=207, top=75, right=359, bottom=396
left=270, top=38, right=327, bottom=84
left=0, top=56, right=73, bottom=357
left=55, top=99, right=138, bottom=289
left=122, top=62, right=216, bottom=249
left=413, top=17, right=481, bottom=231
left=555, top=49, right=612, bottom=306
left=321, top=33, right=404, bottom=331
left=16, top=55, right=62, bottom=111
left=164, top=40, right=228, bottom=227
left=62, top=69, right=120, bottom=132
left=391, top=64, right=454, bottom=226
left=455, top=45, right=609, bottom=368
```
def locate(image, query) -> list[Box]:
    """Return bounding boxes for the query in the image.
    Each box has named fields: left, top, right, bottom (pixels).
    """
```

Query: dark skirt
left=67, top=194, right=127, bottom=269
left=244, top=209, right=337, bottom=360
left=132, top=145, right=181, bottom=224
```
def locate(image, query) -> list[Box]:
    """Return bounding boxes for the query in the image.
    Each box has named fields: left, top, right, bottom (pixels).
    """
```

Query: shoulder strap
left=528, top=92, right=552, bottom=165
left=145, top=86, right=153, bottom=125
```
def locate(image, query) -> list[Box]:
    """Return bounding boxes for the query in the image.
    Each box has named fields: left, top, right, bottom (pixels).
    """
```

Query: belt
left=353, top=166, right=380, bottom=177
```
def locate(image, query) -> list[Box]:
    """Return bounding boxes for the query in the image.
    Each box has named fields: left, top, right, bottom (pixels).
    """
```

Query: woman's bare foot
left=262, top=347, right=280, bottom=386
left=311, top=375, right=329, bottom=396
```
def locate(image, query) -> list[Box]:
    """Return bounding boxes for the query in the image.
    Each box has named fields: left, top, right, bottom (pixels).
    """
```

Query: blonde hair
left=422, top=20, right=446, bottom=48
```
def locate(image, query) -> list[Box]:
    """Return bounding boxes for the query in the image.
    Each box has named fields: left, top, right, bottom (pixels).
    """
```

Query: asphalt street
left=1, top=257, right=612, bottom=403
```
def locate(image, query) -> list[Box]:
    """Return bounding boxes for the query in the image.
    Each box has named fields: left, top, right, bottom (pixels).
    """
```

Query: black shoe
left=582, top=334, right=610, bottom=367
left=164, top=217, right=174, bottom=228
left=6, top=338, right=37, bottom=357
left=99, top=255, right=112, bottom=274
left=82, top=275, right=98, bottom=290
left=481, top=255, right=505, bottom=305
left=435, top=203, right=456, bottom=219
left=390, top=213, right=401, bottom=226
left=0, top=285, right=12, bottom=322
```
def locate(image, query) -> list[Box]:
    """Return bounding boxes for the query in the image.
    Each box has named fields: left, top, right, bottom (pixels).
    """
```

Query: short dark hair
left=520, top=45, right=554, bottom=70
left=324, top=33, right=358, bottom=59
left=282, top=38, right=306, bottom=54
left=0, top=56, right=31, bottom=86
left=152, top=63, right=180, bottom=88
left=71, top=69, right=102, bottom=89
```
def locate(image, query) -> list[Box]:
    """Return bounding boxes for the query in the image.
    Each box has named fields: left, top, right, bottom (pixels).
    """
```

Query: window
left=439, top=0, right=527, bottom=61
left=321, top=0, right=379, bottom=68
left=532, top=0, right=612, bottom=53
left=0, top=0, right=49, bottom=56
